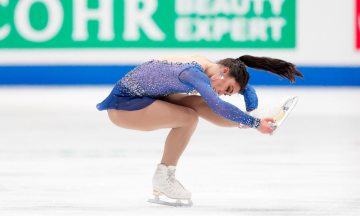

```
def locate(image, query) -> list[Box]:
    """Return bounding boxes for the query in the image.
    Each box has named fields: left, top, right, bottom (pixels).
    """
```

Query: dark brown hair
left=218, top=55, right=304, bottom=92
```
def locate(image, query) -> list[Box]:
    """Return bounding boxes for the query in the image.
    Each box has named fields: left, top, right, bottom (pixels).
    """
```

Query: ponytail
left=238, top=55, right=304, bottom=83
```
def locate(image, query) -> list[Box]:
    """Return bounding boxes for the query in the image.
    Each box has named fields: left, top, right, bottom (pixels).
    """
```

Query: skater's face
left=210, top=66, right=241, bottom=96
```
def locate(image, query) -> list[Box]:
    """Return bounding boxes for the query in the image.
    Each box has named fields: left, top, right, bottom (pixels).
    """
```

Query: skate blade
left=148, top=196, right=193, bottom=207
left=270, top=96, right=299, bottom=136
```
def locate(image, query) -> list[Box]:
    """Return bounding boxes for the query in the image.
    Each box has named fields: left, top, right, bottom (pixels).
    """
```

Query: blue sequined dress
left=97, top=60, right=261, bottom=128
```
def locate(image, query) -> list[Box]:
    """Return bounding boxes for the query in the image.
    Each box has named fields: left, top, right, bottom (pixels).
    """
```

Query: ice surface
left=0, top=86, right=360, bottom=216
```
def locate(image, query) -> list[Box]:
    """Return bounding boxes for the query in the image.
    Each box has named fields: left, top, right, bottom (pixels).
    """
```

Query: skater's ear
left=223, top=67, right=230, bottom=74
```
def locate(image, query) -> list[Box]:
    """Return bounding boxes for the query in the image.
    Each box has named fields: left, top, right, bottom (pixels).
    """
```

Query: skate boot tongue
left=168, top=165, right=176, bottom=170
left=160, top=164, right=186, bottom=189
left=156, top=164, right=178, bottom=183
left=167, top=166, right=177, bottom=183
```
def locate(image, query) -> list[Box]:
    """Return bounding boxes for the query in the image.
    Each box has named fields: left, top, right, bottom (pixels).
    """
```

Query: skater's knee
left=184, top=108, right=199, bottom=126
left=196, top=97, right=208, bottom=110
left=188, top=95, right=205, bottom=110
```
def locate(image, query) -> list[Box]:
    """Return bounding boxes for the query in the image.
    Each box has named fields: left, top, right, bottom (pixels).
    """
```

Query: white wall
left=0, top=0, right=358, bottom=66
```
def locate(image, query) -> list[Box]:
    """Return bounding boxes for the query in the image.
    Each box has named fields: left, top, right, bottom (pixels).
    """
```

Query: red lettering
left=357, top=0, right=360, bottom=49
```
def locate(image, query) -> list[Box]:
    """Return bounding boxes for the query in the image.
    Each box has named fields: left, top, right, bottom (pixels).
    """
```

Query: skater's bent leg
left=107, top=100, right=198, bottom=166
left=161, top=109, right=198, bottom=166
left=162, top=94, right=239, bottom=128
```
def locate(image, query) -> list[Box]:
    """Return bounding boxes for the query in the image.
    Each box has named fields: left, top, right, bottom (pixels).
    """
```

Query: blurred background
left=0, top=0, right=359, bottom=215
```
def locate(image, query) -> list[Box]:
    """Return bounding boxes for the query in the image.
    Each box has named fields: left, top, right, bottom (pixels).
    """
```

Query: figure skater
left=96, top=55, right=304, bottom=207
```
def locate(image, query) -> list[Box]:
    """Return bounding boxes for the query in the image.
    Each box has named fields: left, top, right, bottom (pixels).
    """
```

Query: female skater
left=96, top=55, right=303, bottom=207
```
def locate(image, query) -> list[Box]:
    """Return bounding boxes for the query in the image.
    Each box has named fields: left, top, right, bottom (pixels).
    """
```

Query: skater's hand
left=257, top=118, right=275, bottom=135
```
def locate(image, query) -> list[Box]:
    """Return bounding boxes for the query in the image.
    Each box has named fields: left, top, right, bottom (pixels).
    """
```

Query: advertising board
left=0, top=0, right=296, bottom=48
left=357, top=0, right=360, bottom=49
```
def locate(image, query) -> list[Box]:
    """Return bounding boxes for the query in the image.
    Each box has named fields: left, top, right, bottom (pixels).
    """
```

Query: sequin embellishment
left=240, top=85, right=258, bottom=112
left=99, top=59, right=261, bottom=128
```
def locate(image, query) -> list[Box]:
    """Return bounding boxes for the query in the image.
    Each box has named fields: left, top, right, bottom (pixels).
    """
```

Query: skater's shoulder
left=179, top=66, right=210, bottom=85
left=153, top=55, right=210, bottom=71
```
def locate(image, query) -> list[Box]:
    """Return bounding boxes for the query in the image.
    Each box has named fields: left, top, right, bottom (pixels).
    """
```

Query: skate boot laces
left=167, top=169, right=176, bottom=183
left=167, top=169, right=185, bottom=190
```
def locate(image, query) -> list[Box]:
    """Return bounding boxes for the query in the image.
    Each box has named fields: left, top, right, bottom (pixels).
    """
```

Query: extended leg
left=162, top=94, right=240, bottom=128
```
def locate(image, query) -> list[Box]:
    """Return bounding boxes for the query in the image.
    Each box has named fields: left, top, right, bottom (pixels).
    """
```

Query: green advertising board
left=0, top=0, right=296, bottom=48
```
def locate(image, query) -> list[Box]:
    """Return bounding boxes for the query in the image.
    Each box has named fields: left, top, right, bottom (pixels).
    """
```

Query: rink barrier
left=0, top=66, right=359, bottom=86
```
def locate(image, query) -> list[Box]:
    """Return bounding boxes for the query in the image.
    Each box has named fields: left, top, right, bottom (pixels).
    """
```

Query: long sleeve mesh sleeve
left=239, top=85, right=258, bottom=112
left=179, top=67, right=261, bottom=128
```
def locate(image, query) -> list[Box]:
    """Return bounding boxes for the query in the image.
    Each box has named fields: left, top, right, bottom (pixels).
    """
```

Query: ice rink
left=1, top=87, right=359, bottom=216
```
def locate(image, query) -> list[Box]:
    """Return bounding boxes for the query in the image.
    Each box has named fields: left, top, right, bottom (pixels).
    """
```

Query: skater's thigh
left=107, top=100, right=198, bottom=131
left=161, top=94, right=205, bottom=110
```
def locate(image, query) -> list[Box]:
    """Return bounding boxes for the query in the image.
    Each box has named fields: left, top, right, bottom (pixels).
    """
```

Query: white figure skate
left=148, top=164, right=193, bottom=207
left=250, top=96, right=299, bottom=135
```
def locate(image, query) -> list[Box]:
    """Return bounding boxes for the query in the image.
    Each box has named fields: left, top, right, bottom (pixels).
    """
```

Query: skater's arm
left=239, top=85, right=258, bottom=112
left=179, top=67, right=261, bottom=129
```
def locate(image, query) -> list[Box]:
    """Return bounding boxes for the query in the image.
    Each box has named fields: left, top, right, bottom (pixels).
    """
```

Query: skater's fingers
left=265, top=124, right=274, bottom=134
left=268, top=127, right=274, bottom=134
left=257, top=118, right=276, bottom=135
left=263, top=127, right=273, bottom=134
